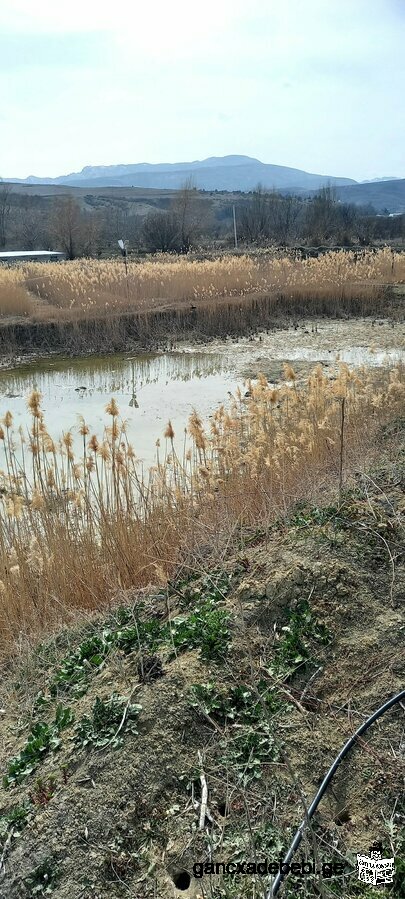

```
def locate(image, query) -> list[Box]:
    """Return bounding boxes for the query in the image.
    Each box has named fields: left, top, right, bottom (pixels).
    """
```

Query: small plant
left=174, top=569, right=231, bottom=608
left=169, top=602, right=230, bottom=660
left=3, top=705, right=74, bottom=788
left=32, top=691, right=52, bottom=714
left=0, top=802, right=31, bottom=841
left=252, top=820, right=284, bottom=855
left=191, top=682, right=231, bottom=719
left=50, top=631, right=115, bottom=697
left=288, top=502, right=341, bottom=528
left=29, top=776, right=57, bottom=807
left=74, top=694, right=142, bottom=751
left=191, top=681, right=281, bottom=723
left=25, top=857, right=60, bottom=897
left=191, top=682, right=281, bottom=786
left=223, top=725, right=277, bottom=787
left=115, top=618, right=165, bottom=654
left=269, top=598, right=330, bottom=679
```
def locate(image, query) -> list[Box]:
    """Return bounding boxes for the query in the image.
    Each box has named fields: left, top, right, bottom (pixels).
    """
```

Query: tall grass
left=0, top=268, right=34, bottom=317
left=0, top=362, right=403, bottom=654
left=0, top=248, right=403, bottom=322
left=0, top=249, right=402, bottom=354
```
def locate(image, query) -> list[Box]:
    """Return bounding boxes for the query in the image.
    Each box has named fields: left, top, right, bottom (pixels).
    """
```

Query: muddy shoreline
left=0, top=285, right=401, bottom=369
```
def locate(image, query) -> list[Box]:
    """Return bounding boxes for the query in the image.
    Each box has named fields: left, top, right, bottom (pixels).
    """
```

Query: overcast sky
left=1, top=0, right=404, bottom=181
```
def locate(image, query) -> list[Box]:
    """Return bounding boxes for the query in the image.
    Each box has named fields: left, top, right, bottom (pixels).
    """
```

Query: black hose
left=267, top=689, right=405, bottom=897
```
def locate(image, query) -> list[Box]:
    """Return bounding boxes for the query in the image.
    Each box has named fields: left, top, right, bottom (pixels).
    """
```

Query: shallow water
left=0, top=318, right=403, bottom=468
left=0, top=351, right=240, bottom=467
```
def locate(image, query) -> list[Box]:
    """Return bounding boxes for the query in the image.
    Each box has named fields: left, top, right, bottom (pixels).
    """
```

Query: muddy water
left=0, top=318, right=403, bottom=469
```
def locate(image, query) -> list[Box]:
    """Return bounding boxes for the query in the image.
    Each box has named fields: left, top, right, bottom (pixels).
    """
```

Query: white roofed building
left=0, top=250, right=65, bottom=264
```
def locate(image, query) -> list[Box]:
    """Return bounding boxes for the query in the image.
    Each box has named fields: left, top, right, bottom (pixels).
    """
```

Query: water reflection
left=0, top=330, right=402, bottom=470
left=0, top=351, right=239, bottom=467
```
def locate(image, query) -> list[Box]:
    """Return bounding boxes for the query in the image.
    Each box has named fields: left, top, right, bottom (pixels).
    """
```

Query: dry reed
left=0, top=248, right=403, bottom=323
left=0, top=361, right=403, bottom=654
left=0, top=268, right=34, bottom=317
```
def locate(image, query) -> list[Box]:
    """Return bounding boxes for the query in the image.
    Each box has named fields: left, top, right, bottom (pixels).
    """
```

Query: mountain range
left=7, top=155, right=357, bottom=191
left=4, top=156, right=404, bottom=212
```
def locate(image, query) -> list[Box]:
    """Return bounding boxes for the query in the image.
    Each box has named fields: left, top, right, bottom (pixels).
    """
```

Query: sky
left=0, top=0, right=404, bottom=182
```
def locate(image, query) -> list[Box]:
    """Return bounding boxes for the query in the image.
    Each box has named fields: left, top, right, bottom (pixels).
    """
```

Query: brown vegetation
left=0, top=268, right=34, bottom=317
left=0, top=362, right=403, bottom=655
left=0, top=248, right=403, bottom=357
left=22, top=249, right=405, bottom=319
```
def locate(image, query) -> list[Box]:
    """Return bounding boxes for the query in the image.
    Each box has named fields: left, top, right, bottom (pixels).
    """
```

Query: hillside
left=4, top=169, right=405, bottom=214
left=335, top=179, right=405, bottom=213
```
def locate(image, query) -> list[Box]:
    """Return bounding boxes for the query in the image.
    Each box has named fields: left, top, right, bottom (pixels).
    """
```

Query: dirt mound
left=0, top=440, right=404, bottom=898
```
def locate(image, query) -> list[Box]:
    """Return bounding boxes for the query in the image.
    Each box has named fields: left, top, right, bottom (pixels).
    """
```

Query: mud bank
left=0, top=285, right=400, bottom=363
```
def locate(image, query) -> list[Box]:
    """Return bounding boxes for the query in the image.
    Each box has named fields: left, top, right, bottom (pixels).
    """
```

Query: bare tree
left=14, top=197, right=45, bottom=249
left=142, top=211, right=180, bottom=253
left=0, top=181, right=12, bottom=248
left=305, top=185, right=338, bottom=244
left=239, top=185, right=271, bottom=244
left=335, top=202, right=358, bottom=246
left=50, top=196, right=103, bottom=258
left=80, top=210, right=104, bottom=256
left=51, top=196, right=81, bottom=258
left=171, top=177, right=208, bottom=253
left=270, top=193, right=302, bottom=245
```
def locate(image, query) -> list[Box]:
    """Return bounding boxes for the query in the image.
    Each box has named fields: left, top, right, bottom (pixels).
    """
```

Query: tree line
left=0, top=180, right=403, bottom=258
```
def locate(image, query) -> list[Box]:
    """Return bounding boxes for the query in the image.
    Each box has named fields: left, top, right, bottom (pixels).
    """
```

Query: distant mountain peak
left=361, top=176, right=401, bottom=183
left=6, top=155, right=357, bottom=192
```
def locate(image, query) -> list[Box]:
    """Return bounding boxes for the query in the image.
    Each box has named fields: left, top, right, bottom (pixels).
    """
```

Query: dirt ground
left=0, top=426, right=404, bottom=898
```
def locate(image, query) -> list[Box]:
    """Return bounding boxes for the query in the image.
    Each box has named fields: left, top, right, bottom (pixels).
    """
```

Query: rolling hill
left=334, top=178, right=405, bottom=213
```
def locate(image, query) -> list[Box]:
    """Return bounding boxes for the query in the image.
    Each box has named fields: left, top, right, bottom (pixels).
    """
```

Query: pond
left=0, top=318, right=403, bottom=469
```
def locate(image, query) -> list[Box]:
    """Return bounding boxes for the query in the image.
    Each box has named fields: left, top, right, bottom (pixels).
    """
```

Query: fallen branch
left=198, top=750, right=208, bottom=830
left=0, top=827, right=14, bottom=881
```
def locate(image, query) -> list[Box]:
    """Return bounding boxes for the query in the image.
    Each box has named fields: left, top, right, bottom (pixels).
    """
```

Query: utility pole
left=232, top=204, right=238, bottom=250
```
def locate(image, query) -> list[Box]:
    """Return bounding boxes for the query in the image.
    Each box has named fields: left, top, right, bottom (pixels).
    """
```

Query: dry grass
left=0, top=248, right=403, bottom=323
left=0, top=268, right=34, bottom=317
left=0, top=362, right=403, bottom=654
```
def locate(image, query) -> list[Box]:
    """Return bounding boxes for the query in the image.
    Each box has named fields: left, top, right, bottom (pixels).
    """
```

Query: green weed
left=25, top=857, right=60, bottom=897
left=49, top=631, right=116, bottom=698
left=3, top=705, right=74, bottom=788
left=173, top=569, right=231, bottom=608
left=288, top=502, right=342, bottom=529
left=29, top=776, right=57, bottom=807
left=269, top=598, right=330, bottom=679
left=191, top=682, right=281, bottom=722
left=0, top=802, right=32, bottom=842
left=74, top=694, right=142, bottom=751
left=45, top=576, right=231, bottom=702
left=169, top=603, right=230, bottom=660
left=224, top=726, right=277, bottom=786
left=115, top=618, right=165, bottom=655
left=191, top=682, right=281, bottom=786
